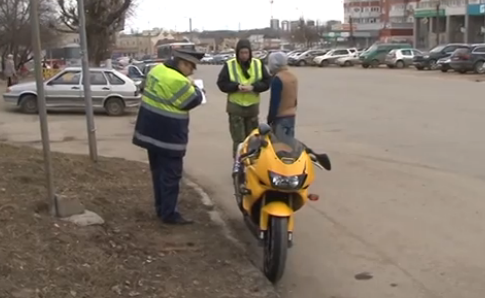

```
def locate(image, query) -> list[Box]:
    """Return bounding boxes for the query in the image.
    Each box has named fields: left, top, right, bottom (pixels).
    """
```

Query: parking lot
left=188, top=66, right=485, bottom=298
left=1, top=66, right=485, bottom=298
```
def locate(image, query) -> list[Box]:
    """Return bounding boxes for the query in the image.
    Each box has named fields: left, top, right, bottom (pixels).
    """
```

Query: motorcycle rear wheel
left=263, top=216, right=288, bottom=283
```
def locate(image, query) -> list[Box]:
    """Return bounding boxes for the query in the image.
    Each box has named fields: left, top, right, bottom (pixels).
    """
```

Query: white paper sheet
left=194, top=79, right=206, bottom=104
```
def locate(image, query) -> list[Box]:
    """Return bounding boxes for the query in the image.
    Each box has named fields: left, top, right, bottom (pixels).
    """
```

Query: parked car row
left=287, top=48, right=363, bottom=67
left=412, top=43, right=485, bottom=74
left=120, top=43, right=485, bottom=79
left=278, top=42, right=485, bottom=76
left=201, top=52, right=235, bottom=64
left=285, top=44, right=419, bottom=69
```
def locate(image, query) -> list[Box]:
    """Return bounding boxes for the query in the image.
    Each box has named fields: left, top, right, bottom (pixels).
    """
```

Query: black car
left=449, top=43, right=485, bottom=74
left=413, top=43, right=469, bottom=70
left=436, top=55, right=452, bottom=72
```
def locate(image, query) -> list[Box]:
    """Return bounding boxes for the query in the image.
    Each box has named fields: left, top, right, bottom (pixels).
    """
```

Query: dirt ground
left=0, top=143, right=276, bottom=298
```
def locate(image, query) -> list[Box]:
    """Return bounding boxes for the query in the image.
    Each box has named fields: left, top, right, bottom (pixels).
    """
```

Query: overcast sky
left=126, top=0, right=343, bottom=31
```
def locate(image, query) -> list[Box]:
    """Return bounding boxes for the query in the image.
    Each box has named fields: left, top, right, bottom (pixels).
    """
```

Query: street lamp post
left=30, top=0, right=57, bottom=216
left=77, top=0, right=98, bottom=162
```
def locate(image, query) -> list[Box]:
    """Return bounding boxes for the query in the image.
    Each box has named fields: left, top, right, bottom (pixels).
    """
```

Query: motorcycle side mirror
left=257, top=123, right=271, bottom=136
left=316, top=153, right=331, bottom=171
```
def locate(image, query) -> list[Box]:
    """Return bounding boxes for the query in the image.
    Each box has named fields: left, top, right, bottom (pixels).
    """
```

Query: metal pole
left=464, top=0, right=469, bottom=43
left=436, top=1, right=441, bottom=46
left=77, top=0, right=98, bottom=162
left=349, top=17, right=355, bottom=47
left=189, top=18, right=192, bottom=42
left=480, top=1, right=485, bottom=41
left=30, top=0, right=57, bottom=216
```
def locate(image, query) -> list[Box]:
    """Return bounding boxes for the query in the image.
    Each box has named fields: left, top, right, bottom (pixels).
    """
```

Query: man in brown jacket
left=267, top=52, right=298, bottom=137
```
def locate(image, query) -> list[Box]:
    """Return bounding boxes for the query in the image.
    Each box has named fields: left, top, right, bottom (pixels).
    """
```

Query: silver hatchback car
left=3, top=67, right=141, bottom=116
left=385, top=48, right=422, bottom=68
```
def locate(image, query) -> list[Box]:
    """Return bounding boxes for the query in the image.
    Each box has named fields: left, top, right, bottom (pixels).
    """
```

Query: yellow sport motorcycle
left=232, top=123, right=331, bottom=283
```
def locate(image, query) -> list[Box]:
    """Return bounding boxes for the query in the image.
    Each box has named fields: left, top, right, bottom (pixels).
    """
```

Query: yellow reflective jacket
left=226, top=58, right=262, bottom=106
left=133, top=64, right=202, bottom=155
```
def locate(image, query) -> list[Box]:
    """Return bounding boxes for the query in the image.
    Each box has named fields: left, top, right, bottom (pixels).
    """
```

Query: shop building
left=339, top=0, right=415, bottom=46
left=413, top=0, right=485, bottom=49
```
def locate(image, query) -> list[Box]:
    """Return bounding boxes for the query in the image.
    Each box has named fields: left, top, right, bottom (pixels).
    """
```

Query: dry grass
left=0, top=143, right=275, bottom=298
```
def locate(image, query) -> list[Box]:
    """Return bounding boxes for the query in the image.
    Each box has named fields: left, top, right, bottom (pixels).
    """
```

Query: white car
left=201, top=54, right=214, bottom=63
left=3, top=67, right=141, bottom=116
left=313, top=48, right=356, bottom=67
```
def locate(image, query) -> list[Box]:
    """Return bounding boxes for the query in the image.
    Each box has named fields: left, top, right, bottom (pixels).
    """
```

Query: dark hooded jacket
left=216, top=39, right=271, bottom=117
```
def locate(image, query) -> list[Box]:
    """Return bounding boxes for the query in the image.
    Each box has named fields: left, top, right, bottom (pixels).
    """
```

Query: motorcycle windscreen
left=268, top=133, right=305, bottom=164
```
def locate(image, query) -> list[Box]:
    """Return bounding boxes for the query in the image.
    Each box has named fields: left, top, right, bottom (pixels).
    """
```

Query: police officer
left=132, top=49, right=205, bottom=225
left=216, top=39, right=272, bottom=158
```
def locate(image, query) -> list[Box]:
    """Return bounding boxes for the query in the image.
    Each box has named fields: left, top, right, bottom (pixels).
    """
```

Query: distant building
left=270, top=19, right=280, bottom=30
left=263, top=35, right=281, bottom=49
left=114, top=29, right=187, bottom=58
left=281, top=20, right=290, bottom=31
left=342, top=0, right=415, bottom=43
left=306, top=20, right=316, bottom=27
left=289, top=21, right=300, bottom=31
left=326, top=20, right=342, bottom=28
left=55, top=30, right=80, bottom=47
left=115, top=33, right=154, bottom=57
left=248, top=34, right=264, bottom=49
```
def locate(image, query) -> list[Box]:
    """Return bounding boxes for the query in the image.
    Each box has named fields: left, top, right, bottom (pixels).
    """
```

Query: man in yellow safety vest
left=132, top=49, right=205, bottom=225
left=216, top=39, right=272, bottom=158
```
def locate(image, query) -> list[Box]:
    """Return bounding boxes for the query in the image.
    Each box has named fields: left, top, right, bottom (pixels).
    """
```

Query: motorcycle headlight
left=268, top=171, right=306, bottom=190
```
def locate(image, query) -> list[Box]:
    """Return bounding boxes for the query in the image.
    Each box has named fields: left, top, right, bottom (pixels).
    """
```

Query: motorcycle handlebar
left=238, top=149, right=257, bottom=161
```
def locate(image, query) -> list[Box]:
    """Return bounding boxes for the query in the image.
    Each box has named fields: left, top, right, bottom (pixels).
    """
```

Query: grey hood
left=268, top=52, right=288, bottom=74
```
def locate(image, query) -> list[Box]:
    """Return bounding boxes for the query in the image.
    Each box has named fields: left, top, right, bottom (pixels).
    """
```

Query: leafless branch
left=0, top=0, right=58, bottom=70
left=55, top=0, right=135, bottom=65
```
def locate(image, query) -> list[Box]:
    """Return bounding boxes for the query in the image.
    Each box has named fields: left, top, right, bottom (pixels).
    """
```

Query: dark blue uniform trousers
left=147, top=150, right=183, bottom=221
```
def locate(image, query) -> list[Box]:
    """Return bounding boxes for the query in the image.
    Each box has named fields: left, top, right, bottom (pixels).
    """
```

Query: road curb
left=182, top=176, right=281, bottom=297
left=182, top=176, right=244, bottom=248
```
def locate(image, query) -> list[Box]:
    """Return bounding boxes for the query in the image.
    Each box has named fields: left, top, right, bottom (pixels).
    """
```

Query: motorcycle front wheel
left=263, top=216, right=288, bottom=283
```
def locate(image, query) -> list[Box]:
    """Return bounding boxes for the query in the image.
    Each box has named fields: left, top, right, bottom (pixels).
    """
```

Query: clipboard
left=193, top=79, right=206, bottom=104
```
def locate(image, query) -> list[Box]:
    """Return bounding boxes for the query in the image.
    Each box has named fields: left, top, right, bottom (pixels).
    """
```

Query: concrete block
left=63, top=210, right=104, bottom=226
left=56, top=195, right=85, bottom=218
left=11, top=289, right=39, bottom=298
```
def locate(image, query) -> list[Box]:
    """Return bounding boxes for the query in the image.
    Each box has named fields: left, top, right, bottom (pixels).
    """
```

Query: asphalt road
left=185, top=66, right=485, bottom=298
left=1, top=66, right=485, bottom=298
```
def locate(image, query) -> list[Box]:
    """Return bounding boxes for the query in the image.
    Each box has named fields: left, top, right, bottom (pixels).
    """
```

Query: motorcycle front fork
left=232, top=158, right=246, bottom=212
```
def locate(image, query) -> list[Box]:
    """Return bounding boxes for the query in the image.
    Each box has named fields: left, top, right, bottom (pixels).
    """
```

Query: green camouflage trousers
left=228, top=114, right=259, bottom=158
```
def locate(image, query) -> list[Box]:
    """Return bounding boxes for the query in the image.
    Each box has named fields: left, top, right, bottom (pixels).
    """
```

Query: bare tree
left=56, top=0, right=134, bottom=66
left=0, top=0, right=59, bottom=69
left=288, top=18, right=320, bottom=48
